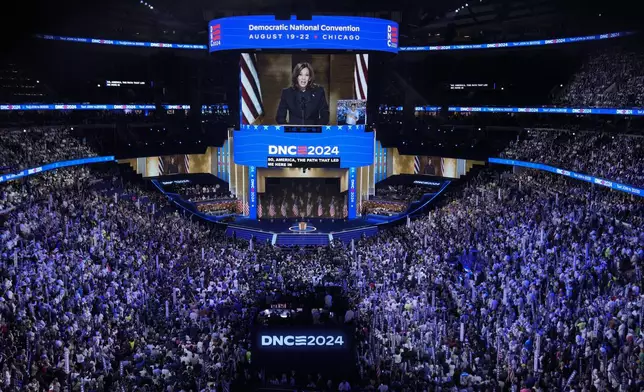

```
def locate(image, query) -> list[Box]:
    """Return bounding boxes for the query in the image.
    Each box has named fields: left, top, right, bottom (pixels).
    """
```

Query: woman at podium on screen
left=275, top=62, right=330, bottom=125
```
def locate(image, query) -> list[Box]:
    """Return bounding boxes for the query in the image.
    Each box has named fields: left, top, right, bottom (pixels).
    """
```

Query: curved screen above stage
left=208, top=15, right=399, bottom=53
left=233, top=127, right=374, bottom=169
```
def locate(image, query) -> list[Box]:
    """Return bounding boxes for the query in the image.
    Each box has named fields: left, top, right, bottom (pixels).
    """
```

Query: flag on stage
left=268, top=197, right=276, bottom=218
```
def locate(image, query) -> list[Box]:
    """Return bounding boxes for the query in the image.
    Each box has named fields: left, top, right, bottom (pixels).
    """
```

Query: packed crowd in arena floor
left=0, top=129, right=643, bottom=392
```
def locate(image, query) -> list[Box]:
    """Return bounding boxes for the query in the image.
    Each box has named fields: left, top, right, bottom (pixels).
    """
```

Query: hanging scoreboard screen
left=208, top=15, right=399, bottom=53
left=234, top=127, right=374, bottom=168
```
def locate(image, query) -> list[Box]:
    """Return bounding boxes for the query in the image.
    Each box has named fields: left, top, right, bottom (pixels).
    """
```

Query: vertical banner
left=249, top=165, right=257, bottom=219
left=348, top=167, right=357, bottom=219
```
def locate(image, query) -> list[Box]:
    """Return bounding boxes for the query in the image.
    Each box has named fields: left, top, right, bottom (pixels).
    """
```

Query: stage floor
left=228, top=217, right=383, bottom=234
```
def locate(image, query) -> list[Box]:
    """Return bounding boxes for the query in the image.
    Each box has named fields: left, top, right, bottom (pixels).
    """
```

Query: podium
left=298, top=222, right=308, bottom=231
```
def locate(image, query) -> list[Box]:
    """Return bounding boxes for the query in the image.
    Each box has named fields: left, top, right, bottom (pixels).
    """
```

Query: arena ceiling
left=2, top=0, right=635, bottom=51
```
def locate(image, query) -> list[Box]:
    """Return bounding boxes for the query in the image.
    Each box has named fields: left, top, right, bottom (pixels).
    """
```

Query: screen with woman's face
left=239, top=53, right=368, bottom=126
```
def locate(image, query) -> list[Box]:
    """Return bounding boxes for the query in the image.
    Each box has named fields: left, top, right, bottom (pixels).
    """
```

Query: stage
left=225, top=217, right=384, bottom=246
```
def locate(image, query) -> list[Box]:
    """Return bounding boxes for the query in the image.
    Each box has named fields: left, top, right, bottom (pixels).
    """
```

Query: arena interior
left=0, top=0, right=642, bottom=391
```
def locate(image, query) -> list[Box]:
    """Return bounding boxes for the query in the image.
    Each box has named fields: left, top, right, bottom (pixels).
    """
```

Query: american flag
left=343, top=197, right=348, bottom=217
left=330, top=198, right=336, bottom=218
left=158, top=156, right=164, bottom=176
left=414, top=156, right=421, bottom=174
left=184, top=154, right=190, bottom=173
left=317, top=199, right=323, bottom=217
left=354, top=54, right=369, bottom=100
left=280, top=199, right=287, bottom=217
left=268, top=198, right=276, bottom=218
left=292, top=200, right=299, bottom=217
left=243, top=202, right=249, bottom=216
left=240, top=53, right=264, bottom=125
left=258, top=200, right=263, bottom=218
left=306, top=200, right=313, bottom=216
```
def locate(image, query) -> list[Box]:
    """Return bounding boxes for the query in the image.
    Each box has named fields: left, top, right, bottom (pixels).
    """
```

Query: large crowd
left=556, top=49, right=644, bottom=108
left=502, top=130, right=644, bottom=187
left=0, top=127, right=96, bottom=173
left=0, top=126, right=643, bottom=392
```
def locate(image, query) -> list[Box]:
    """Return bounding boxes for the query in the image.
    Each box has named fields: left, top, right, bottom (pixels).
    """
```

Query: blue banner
left=35, top=34, right=207, bottom=50
left=248, top=165, right=257, bottom=219
left=2, top=103, right=642, bottom=116
left=208, top=15, right=399, bottom=53
left=399, top=31, right=633, bottom=52
left=35, top=31, right=634, bottom=53
left=0, top=156, right=115, bottom=183
left=0, top=104, right=228, bottom=111
left=448, top=107, right=644, bottom=116
left=233, top=127, right=374, bottom=169
left=489, top=158, right=643, bottom=197
left=348, top=167, right=357, bottom=219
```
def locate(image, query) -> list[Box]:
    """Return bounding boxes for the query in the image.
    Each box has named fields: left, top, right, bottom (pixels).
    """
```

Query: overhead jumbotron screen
left=234, top=51, right=374, bottom=169
left=208, top=15, right=398, bottom=53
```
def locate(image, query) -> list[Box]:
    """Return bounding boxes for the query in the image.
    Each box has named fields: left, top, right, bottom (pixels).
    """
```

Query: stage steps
left=275, top=233, right=329, bottom=247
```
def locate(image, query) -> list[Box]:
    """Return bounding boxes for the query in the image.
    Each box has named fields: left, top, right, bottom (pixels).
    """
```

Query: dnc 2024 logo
left=387, top=25, right=398, bottom=48
left=210, top=24, right=221, bottom=47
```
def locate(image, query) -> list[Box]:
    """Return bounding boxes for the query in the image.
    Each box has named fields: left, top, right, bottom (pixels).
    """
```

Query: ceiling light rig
left=140, top=0, right=154, bottom=10
left=454, top=1, right=482, bottom=14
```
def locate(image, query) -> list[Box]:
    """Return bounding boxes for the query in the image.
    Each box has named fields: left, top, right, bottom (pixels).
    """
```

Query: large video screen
left=394, top=155, right=483, bottom=178
left=240, top=53, right=368, bottom=126
left=233, top=129, right=374, bottom=168
left=210, top=15, right=398, bottom=53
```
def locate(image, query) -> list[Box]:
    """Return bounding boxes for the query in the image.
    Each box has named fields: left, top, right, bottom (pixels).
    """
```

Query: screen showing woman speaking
left=239, top=53, right=368, bottom=126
